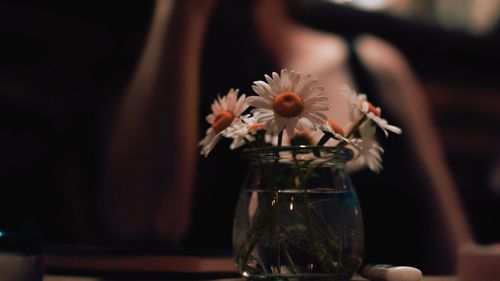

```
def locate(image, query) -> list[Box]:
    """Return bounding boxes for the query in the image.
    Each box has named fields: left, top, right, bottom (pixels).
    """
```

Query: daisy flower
left=247, top=69, right=329, bottom=139
left=318, top=119, right=350, bottom=143
left=222, top=115, right=264, bottom=150
left=199, top=89, right=249, bottom=156
left=350, top=122, right=384, bottom=173
left=341, top=86, right=402, bottom=137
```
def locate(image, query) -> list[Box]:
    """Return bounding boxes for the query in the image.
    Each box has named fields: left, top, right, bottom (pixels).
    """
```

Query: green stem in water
left=236, top=193, right=275, bottom=274
left=282, top=245, right=299, bottom=274
left=292, top=155, right=334, bottom=275
left=302, top=190, right=333, bottom=274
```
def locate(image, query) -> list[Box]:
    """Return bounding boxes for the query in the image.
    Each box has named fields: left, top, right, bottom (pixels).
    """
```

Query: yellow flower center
left=326, top=119, right=345, bottom=136
left=272, top=92, right=304, bottom=118
left=248, top=123, right=265, bottom=132
left=359, top=101, right=381, bottom=117
left=211, top=111, right=235, bottom=133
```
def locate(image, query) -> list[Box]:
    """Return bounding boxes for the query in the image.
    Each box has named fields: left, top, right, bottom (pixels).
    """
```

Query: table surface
left=42, top=253, right=457, bottom=281
left=44, top=275, right=457, bottom=281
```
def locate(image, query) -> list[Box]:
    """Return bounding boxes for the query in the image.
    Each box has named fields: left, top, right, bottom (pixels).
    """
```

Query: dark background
left=0, top=0, right=499, bottom=249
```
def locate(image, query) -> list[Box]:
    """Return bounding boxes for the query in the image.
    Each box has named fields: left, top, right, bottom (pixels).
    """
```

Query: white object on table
left=360, top=264, right=423, bottom=281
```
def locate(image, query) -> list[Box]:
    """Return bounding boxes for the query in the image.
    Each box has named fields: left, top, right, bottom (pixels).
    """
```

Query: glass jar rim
left=243, top=145, right=353, bottom=162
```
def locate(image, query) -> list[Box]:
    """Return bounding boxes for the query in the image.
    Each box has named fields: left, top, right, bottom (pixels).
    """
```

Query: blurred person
left=101, top=0, right=217, bottom=246
left=102, top=0, right=471, bottom=273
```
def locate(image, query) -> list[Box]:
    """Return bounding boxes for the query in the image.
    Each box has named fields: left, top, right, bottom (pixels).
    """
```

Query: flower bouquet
left=199, top=69, right=401, bottom=280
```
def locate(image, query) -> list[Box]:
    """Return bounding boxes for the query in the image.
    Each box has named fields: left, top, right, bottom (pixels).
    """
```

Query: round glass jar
left=233, top=146, right=364, bottom=281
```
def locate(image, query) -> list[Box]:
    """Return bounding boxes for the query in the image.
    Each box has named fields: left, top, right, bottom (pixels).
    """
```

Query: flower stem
left=255, top=130, right=266, bottom=146
left=277, top=130, right=284, bottom=147
left=244, top=138, right=255, bottom=148
left=282, top=245, right=299, bottom=274
left=302, top=190, right=333, bottom=274
left=345, top=115, right=367, bottom=139
left=316, top=133, right=332, bottom=147
left=336, top=115, right=367, bottom=148
left=292, top=156, right=336, bottom=274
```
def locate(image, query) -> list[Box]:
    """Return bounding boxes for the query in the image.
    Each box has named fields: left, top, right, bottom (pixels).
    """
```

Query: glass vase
left=233, top=146, right=363, bottom=281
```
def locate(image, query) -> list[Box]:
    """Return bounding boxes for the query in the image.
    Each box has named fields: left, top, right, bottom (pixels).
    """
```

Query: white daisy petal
left=358, top=94, right=368, bottom=101
left=367, top=114, right=402, bottom=137
left=272, top=72, right=281, bottom=83
left=274, top=117, right=286, bottom=135
left=289, top=70, right=301, bottom=90
left=297, top=78, right=319, bottom=99
left=255, top=110, right=274, bottom=119
left=355, top=122, right=384, bottom=173
left=234, top=94, right=249, bottom=116
left=308, top=104, right=330, bottom=111
left=206, top=114, right=215, bottom=124
left=341, top=86, right=359, bottom=105
left=361, top=101, right=369, bottom=113
left=383, top=124, right=402, bottom=135
left=264, top=74, right=274, bottom=85
left=229, top=138, right=244, bottom=150
left=253, top=111, right=275, bottom=123
left=227, top=89, right=237, bottom=109
left=303, top=96, right=328, bottom=103
left=247, top=96, right=273, bottom=109
left=280, top=69, right=291, bottom=91
left=302, top=112, right=325, bottom=125
left=308, top=112, right=328, bottom=122
left=265, top=118, right=276, bottom=133
left=267, top=73, right=281, bottom=93
left=211, top=99, right=222, bottom=113
left=222, top=115, right=260, bottom=150
left=199, top=128, right=214, bottom=146
left=286, top=118, right=298, bottom=137
left=199, top=129, right=220, bottom=157
left=252, top=81, right=275, bottom=100
left=303, top=86, right=324, bottom=99
left=298, top=117, right=314, bottom=129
